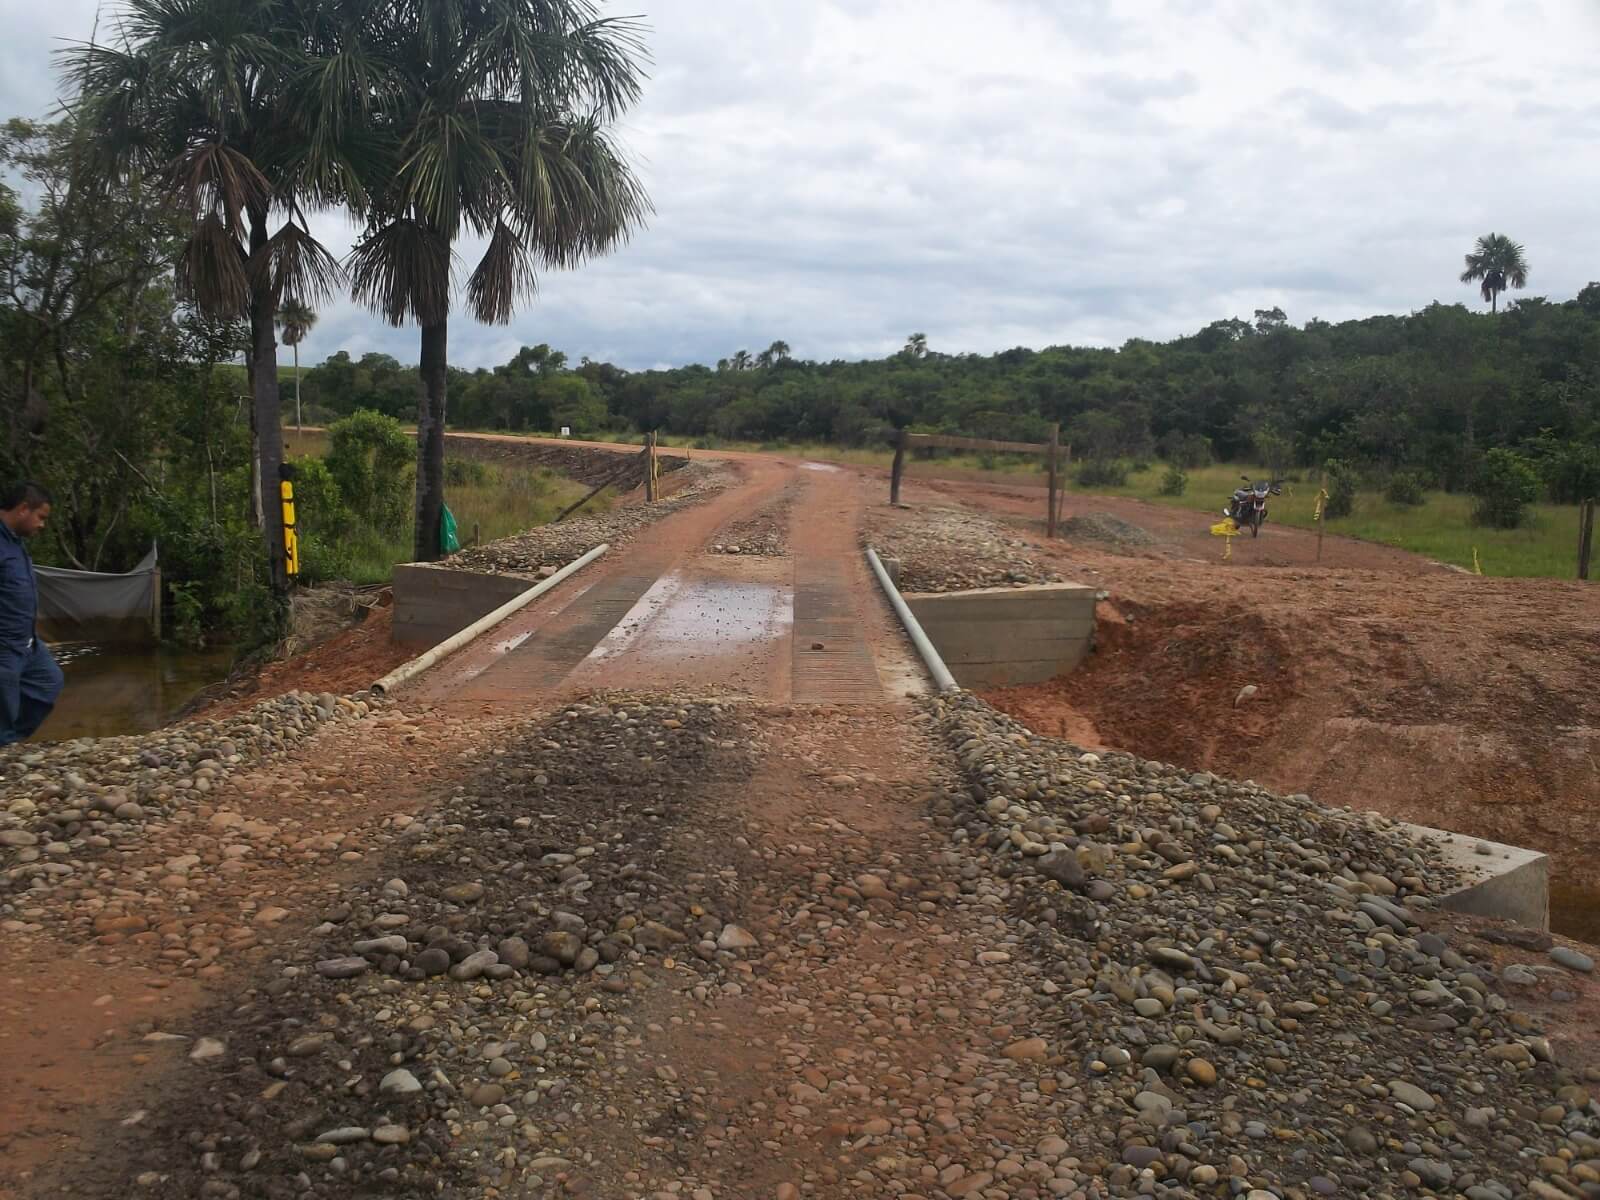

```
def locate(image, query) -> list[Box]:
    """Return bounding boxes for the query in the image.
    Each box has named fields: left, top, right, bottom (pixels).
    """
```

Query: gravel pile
left=709, top=484, right=793, bottom=556
left=867, top=505, right=1063, bottom=592
left=1, top=691, right=378, bottom=904
left=58, top=696, right=761, bottom=1198
left=452, top=463, right=733, bottom=577
left=923, top=690, right=1600, bottom=1199
left=1059, top=512, right=1158, bottom=550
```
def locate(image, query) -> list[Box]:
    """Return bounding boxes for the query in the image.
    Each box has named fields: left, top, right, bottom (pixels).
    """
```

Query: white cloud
left=3, top=0, right=1597, bottom=370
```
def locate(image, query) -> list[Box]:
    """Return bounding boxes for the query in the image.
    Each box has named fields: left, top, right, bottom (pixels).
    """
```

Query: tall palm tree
left=730, top=349, right=751, bottom=371
left=1460, top=233, right=1529, bottom=313
left=349, top=0, right=649, bottom=562
left=276, top=300, right=318, bottom=430
left=904, top=331, right=928, bottom=358
left=66, top=0, right=373, bottom=592
left=767, top=339, right=790, bottom=363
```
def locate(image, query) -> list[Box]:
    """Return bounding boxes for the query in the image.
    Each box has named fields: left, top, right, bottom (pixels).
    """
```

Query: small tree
left=326, top=410, right=413, bottom=536
left=1384, top=471, right=1426, bottom=507
left=1323, top=458, right=1358, bottom=519
left=1159, top=466, right=1187, bottom=496
left=1470, top=449, right=1541, bottom=528
left=1460, top=233, right=1529, bottom=313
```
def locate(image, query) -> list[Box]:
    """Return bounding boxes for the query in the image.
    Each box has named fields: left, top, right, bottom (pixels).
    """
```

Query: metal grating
left=791, top=561, right=883, bottom=703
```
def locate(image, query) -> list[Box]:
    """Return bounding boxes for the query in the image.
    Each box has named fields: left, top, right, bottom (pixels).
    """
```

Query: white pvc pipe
left=864, top=546, right=959, bottom=693
left=371, top=543, right=610, bottom=694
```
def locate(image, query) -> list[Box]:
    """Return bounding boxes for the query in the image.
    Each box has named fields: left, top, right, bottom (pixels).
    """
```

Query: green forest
left=302, top=291, right=1600, bottom=505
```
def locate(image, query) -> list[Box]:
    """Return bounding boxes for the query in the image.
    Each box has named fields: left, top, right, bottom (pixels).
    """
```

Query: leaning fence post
left=1047, top=423, right=1060, bottom=538
left=889, top=428, right=908, bottom=505
left=1580, top=498, right=1596, bottom=581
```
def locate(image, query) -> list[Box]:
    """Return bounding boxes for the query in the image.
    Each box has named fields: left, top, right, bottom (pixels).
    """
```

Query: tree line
left=301, top=286, right=1600, bottom=513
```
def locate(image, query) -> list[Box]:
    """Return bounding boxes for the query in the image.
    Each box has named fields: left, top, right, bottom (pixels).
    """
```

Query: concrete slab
left=904, top=581, right=1097, bottom=688
left=392, top=563, right=535, bottom=647
left=1402, top=821, right=1550, bottom=931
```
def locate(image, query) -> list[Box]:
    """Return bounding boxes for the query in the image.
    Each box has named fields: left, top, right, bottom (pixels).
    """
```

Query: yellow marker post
left=280, top=474, right=299, bottom=579
left=1209, top=517, right=1238, bottom=561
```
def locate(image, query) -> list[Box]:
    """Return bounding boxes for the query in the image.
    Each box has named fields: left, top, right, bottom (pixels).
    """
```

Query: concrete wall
left=904, top=582, right=1097, bottom=688
left=1401, top=822, right=1550, bottom=931
left=392, top=563, right=533, bottom=648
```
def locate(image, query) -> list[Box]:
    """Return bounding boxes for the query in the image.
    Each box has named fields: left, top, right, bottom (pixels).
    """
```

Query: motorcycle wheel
left=1251, top=512, right=1262, bottom=538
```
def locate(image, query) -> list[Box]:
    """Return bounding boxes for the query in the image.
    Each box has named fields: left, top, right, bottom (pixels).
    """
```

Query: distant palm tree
left=1460, top=233, right=1529, bottom=313
left=768, top=339, right=791, bottom=363
left=276, top=301, right=318, bottom=431
left=730, top=349, right=752, bottom=371
left=904, top=331, right=928, bottom=358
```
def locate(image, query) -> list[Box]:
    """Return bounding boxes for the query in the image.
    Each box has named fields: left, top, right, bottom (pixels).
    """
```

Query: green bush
left=1471, top=448, right=1542, bottom=529
left=445, top=458, right=493, bottom=487
left=1532, top=437, right=1600, bottom=504
left=1384, top=471, right=1426, bottom=507
left=1159, top=466, right=1187, bottom=496
left=326, top=409, right=413, bottom=534
left=1156, top=430, right=1212, bottom=469
left=1323, top=458, right=1358, bottom=519
left=1075, top=458, right=1129, bottom=488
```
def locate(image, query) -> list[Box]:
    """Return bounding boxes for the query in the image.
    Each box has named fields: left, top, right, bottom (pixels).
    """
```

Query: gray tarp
left=36, top=546, right=159, bottom=642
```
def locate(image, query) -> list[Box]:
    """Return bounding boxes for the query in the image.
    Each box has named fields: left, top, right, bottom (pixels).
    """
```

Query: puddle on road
left=587, top=573, right=793, bottom=663
left=801, top=462, right=844, bottom=473
left=36, top=642, right=235, bottom=741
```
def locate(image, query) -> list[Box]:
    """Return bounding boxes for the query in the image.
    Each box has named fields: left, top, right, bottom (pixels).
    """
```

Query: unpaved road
left=4, top=448, right=1599, bottom=1200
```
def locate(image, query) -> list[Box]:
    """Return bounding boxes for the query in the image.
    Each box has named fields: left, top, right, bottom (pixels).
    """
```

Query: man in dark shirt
left=0, top=482, right=63, bottom=746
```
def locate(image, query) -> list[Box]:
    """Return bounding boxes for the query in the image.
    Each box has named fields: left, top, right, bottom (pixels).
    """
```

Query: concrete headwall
left=392, top=563, right=533, bottom=648
left=904, top=582, right=1097, bottom=688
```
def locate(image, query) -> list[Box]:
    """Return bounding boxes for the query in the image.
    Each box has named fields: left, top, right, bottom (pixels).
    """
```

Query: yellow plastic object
left=1210, top=518, right=1239, bottom=537
left=280, top=478, right=299, bottom=578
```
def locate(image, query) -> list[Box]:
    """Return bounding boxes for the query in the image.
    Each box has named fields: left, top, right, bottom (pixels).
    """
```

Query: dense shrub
left=326, top=409, right=413, bottom=534
left=1323, top=458, right=1358, bottom=519
left=1076, top=459, right=1129, bottom=488
left=1159, top=466, right=1187, bottom=496
left=1471, top=449, right=1542, bottom=528
left=1383, top=471, right=1426, bottom=507
left=445, top=457, right=493, bottom=486
left=1530, top=437, right=1600, bottom=504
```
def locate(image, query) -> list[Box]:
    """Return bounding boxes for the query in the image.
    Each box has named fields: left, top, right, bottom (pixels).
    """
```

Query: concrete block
left=904, top=582, right=1097, bottom=689
left=392, top=563, right=532, bottom=647
left=1401, top=822, right=1550, bottom=931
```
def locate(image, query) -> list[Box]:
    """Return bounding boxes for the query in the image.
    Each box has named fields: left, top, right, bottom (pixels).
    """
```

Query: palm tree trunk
left=294, top=342, right=302, bottom=432
left=249, top=211, right=288, bottom=595
left=414, top=319, right=448, bottom=563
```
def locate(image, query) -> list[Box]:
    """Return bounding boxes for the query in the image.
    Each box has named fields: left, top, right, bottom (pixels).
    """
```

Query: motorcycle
left=1223, top=476, right=1283, bottom=537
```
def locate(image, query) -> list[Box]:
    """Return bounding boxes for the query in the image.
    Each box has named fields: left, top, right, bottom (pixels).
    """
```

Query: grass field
left=281, top=429, right=609, bottom=584
left=1067, top=461, right=1588, bottom=580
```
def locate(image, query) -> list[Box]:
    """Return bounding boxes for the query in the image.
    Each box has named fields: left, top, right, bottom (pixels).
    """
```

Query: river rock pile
left=0, top=691, right=378, bottom=897
left=454, top=462, right=732, bottom=576
left=867, top=505, right=1063, bottom=592
left=924, top=690, right=1600, bottom=1199
left=69, top=697, right=760, bottom=1198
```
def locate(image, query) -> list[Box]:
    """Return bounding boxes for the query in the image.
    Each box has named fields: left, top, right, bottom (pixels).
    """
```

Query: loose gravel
left=865, top=505, right=1064, bottom=592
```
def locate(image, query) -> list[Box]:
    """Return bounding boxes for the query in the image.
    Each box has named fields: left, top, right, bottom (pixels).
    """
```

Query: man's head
left=0, top=482, right=52, bottom=538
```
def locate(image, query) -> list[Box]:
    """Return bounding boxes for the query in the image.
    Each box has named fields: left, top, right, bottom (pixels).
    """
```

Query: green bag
left=439, top=503, right=460, bottom=554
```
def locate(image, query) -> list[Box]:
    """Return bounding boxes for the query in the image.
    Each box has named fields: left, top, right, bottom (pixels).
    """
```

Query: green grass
left=282, top=430, right=609, bottom=585
left=1074, top=461, right=1587, bottom=579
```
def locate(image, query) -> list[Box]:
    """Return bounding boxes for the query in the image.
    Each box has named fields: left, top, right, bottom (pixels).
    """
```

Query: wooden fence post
left=889, top=428, right=908, bottom=505
left=1580, top=498, right=1596, bottom=581
left=1047, top=423, right=1060, bottom=538
left=645, top=431, right=658, bottom=501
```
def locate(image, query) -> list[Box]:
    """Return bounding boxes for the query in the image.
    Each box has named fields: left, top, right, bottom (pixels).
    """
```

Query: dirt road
left=4, top=448, right=1599, bottom=1200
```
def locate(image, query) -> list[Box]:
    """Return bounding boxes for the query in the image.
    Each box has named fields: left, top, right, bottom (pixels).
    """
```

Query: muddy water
left=33, top=642, right=235, bottom=741
left=1550, top=881, right=1600, bottom=944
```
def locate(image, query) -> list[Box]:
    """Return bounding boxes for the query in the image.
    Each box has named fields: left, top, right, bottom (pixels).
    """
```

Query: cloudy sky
left=4, top=1, right=1598, bottom=371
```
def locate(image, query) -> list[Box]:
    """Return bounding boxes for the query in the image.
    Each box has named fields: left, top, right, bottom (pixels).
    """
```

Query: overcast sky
left=4, top=0, right=1598, bottom=371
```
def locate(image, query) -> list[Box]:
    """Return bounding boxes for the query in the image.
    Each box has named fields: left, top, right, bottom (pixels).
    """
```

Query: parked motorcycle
left=1223, top=476, right=1284, bottom=537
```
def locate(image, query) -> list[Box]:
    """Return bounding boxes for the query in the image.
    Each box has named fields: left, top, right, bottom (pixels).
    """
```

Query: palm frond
left=260, top=220, right=343, bottom=307
left=169, top=140, right=272, bottom=227
left=348, top=217, right=454, bottom=327
left=466, top=218, right=536, bottom=324
left=175, top=211, right=250, bottom=316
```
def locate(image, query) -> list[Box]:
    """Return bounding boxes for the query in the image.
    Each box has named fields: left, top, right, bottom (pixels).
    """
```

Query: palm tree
left=276, top=301, right=318, bottom=431
left=904, top=331, right=928, bottom=358
left=1460, top=233, right=1529, bottom=313
left=67, top=0, right=370, bottom=592
left=767, top=339, right=791, bottom=363
left=349, top=0, right=649, bottom=562
left=730, top=349, right=752, bottom=371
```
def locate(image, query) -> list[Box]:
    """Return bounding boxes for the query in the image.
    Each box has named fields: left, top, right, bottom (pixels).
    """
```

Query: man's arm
left=0, top=552, right=35, bottom=661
